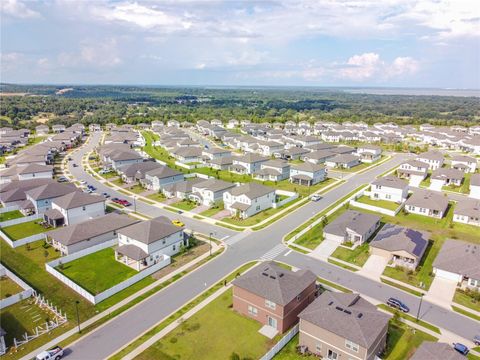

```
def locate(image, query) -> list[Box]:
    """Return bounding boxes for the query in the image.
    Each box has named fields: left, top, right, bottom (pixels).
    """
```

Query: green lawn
left=200, top=202, right=224, bottom=217
left=141, top=131, right=179, bottom=168
left=136, top=288, right=278, bottom=360
left=170, top=199, right=198, bottom=211
left=127, top=183, right=147, bottom=194
left=56, top=248, right=152, bottom=294
left=419, top=173, right=431, bottom=188
left=0, top=276, right=23, bottom=299
left=2, top=220, right=47, bottom=240
left=146, top=192, right=166, bottom=202
left=378, top=305, right=441, bottom=334
left=355, top=195, right=400, bottom=211
left=110, top=178, right=125, bottom=186
left=273, top=334, right=318, bottom=360
left=330, top=243, right=370, bottom=267
left=384, top=321, right=437, bottom=360
left=222, top=197, right=303, bottom=226
left=442, top=173, right=471, bottom=194
left=0, top=210, right=24, bottom=222
left=453, top=289, right=480, bottom=312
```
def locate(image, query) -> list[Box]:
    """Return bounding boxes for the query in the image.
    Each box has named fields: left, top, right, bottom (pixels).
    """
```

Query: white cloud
left=58, top=38, right=122, bottom=69
left=388, top=57, right=419, bottom=77
left=1, top=0, right=40, bottom=19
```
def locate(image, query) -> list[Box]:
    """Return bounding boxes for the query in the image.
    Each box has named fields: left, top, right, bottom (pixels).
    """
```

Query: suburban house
left=52, top=124, right=66, bottom=133
left=289, top=163, right=327, bottom=186
left=190, top=179, right=236, bottom=206
left=162, top=178, right=205, bottom=199
left=116, top=216, right=187, bottom=271
left=410, top=342, right=465, bottom=360
left=279, top=147, right=310, bottom=161
left=253, top=160, right=291, bottom=182
left=405, top=190, right=449, bottom=218
left=231, top=153, right=269, bottom=174
left=24, top=182, right=77, bottom=214
left=35, top=125, right=49, bottom=136
left=370, top=224, right=429, bottom=269
left=451, top=155, right=477, bottom=173
left=303, top=150, right=336, bottom=165
left=118, top=161, right=163, bottom=183
left=397, top=160, right=429, bottom=180
left=370, top=176, right=409, bottom=203
left=109, top=150, right=144, bottom=170
left=356, top=145, right=382, bottom=163
left=210, top=156, right=233, bottom=170
left=44, top=191, right=106, bottom=227
left=433, top=239, right=480, bottom=289
left=223, top=183, right=276, bottom=219
left=325, top=154, right=360, bottom=169
left=202, top=148, right=231, bottom=161
left=47, top=214, right=139, bottom=255
left=416, top=150, right=444, bottom=170
left=298, top=292, right=390, bottom=360
left=143, top=166, right=184, bottom=191
left=0, top=178, right=55, bottom=208
left=430, top=168, right=464, bottom=188
left=232, top=262, right=317, bottom=334
left=0, top=164, right=53, bottom=184
left=323, top=210, right=380, bottom=245
left=470, top=174, right=480, bottom=199
left=453, top=198, right=480, bottom=227
left=171, top=146, right=202, bottom=164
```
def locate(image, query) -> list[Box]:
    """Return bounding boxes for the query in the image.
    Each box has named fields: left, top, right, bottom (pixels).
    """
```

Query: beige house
left=298, top=292, right=390, bottom=360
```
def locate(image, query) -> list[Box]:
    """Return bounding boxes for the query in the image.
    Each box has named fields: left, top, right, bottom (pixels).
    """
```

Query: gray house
left=323, top=210, right=380, bottom=245
left=144, top=166, right=184, bottom=191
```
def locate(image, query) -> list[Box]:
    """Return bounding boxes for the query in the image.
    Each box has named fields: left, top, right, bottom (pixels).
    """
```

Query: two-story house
left=24, top=182, right=77, bottom=214
left=190, top=179, right=236, bottom=206
left=416, top=150, right=444, bottom=170
left=397, top=160, right=429, bottom=181
left=223, top=183, right=275, bottom=219
left=231, top=153, right=269, bottom=174
left=144, top=166, right=184, bottom=191
left=116, top=216, right=187, bottom=271
left=298, top=292, right=390, bottom=360
left=232, top=262, right=317, bottom=334
left=290, top=163, right=327, bottom=186
left=253, top=160, right=291, bottom=182
left=370, top=176, right=409, bottom=203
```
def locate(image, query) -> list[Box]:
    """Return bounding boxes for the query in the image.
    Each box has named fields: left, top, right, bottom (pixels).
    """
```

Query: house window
left=385, top=194, right=391, bottom=200
left=162, top=239, right=166, bottom=245
left=296, top=295, right=301, bottom=301
left=345, top=340, right=359, bottom=352
left=315, top=343, right=321, bottom=353
left=173, top=244, right=176, bottom=251
left=82, top=206, right=86, bottom=211
left=248, top=305, right=258, bottom=316
left=265, top=299, right=276, bottom=310
left=256, top=206, right=260, bottom=211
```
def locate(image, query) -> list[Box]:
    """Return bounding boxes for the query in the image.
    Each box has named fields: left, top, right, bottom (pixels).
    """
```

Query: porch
left=115, top=244, right=150, bottom=271
left=43, top=209, right=65, bottom=228
left=290, top=174, right=313, bottom=187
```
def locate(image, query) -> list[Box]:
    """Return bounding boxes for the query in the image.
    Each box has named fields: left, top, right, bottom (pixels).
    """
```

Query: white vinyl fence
left=273, top=190, right=298, bottom=209
left=0, top=264, right=33, bottom=310
left=260, top=323, right=299, bottom=360
left=0, top=205, right=19, bottom=214
left=0, top=229, right=46, bottom=248
left=45, top=240, right=171, bottom=304
left=0, top=213, right=41, bottom=228
left=349, top=192, right=403, bottom=217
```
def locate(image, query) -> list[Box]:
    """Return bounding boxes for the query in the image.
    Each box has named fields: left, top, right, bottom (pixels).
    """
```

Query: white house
left=433, top=239, right=480, bottom=290
left=231, top=153, right=269, bottom=174
left=144, top=166, right=184, bottom=191
left=290, top=163, right=327, bottom=186
left=0, top=164, right=53, bottom=184
left=416, top=150, right=444, bottom=170
left=397, top=160, right=429, bottom=181
left=451, top=155, right=477, bottom=173
left=323, top=210, right=381, bottom=245
left=44, top=191, right=106, bottom=227
left=116, top=216, right=186, bottom=271
left=223, top=183, right=275, bottom=219
left=25, top=183, right=77, bottom=214
left=253, top=160, right=290, bottom=182
left=470, top=174, right=480, bottom=199
left=405, top=190, right=449, bottom=218
left=190, top=179, right=236, bottom=206
left=356, top=145, right=382, bottom=163
left=325, top=154, right=360, bottom=169
left=370, top=176, right=409, bottom=203
left=453, top=198, right=480, bottom=227
left=430, top=168, right=464, bottom=188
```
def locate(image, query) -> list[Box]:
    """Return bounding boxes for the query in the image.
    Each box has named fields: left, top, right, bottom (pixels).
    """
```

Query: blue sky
left=1, top=0, right=479, bottom=88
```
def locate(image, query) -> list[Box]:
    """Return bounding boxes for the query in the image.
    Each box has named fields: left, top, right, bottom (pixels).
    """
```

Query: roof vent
left=262, top=272, right=269, bottom=277
left=279, top=273, right=284, bottom=278
left=328, top=301, right=334, bottom=306
left=344, top=310, right=352, bottom=315
left=269, top=275, right=276, bottom=280
left=335, top=306, right=344, bottom=311
left=357, top=313, right=363, bottom=318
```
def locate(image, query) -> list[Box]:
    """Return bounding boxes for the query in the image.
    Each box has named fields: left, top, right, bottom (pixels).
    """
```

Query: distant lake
left=343, top=87, right=480, bottom=97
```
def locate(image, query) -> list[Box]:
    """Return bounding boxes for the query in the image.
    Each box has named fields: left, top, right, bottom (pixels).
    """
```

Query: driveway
left=429, top=181, right=443, bottom=191
left=358, top=255, right=388, bottom=280
left=424, top=276, right=457, bottom=309
left=309, top=239, right=339, bottom=260
left=190, top=205, right=210, bottom=214
left=409, top=175, right=423, bottom=187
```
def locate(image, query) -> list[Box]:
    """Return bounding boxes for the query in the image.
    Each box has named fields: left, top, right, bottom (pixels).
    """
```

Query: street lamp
left=75, top=300, right=81, bottom=333
left=416, top=293, right=424, bottom=321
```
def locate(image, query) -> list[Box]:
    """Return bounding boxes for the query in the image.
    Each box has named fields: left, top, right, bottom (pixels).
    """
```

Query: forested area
left=1, top=84, right=479, bottom=129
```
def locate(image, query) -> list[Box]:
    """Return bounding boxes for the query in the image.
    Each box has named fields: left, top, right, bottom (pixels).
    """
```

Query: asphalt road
left=63, top=134, right=479, bottom=359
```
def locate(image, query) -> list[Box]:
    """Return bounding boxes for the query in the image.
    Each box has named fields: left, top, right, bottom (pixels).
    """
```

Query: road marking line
left=221, top=235, right=229, bottom=241
left=284, top=250, right=292, bottom=256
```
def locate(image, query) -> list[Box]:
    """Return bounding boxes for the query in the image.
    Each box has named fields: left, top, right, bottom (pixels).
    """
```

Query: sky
left=1, top=0, right=479, bottom=88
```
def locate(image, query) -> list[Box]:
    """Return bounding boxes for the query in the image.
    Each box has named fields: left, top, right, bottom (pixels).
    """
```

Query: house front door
left=267, top=316, right=277, bottom=329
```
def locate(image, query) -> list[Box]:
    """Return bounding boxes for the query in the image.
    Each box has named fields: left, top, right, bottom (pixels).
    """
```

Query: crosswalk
left=259, top=244, right=287, bottom=261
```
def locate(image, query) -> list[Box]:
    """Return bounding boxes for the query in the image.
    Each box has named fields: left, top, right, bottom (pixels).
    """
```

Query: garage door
left=435, top=269, right=462, bottom=282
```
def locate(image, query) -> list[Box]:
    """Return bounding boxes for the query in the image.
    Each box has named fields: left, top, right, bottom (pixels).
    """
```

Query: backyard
left=355, top=195, right=400, bottom=211
left=56, top=248, right=153, bottom=294
left=1, top=220, right=47, bottom=241
left=442, top=172, right=471, bottom=194
left=136, top=289, right=279, bottom=360
left=0, top=276, right=23, bottom=299
left=126, top=183, right=148, bottom=194
left=0, top=210, right=24, bottom=222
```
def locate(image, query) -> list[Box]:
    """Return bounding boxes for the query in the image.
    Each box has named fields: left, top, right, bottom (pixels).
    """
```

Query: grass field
left=0, top=276, right=23, bottom=299
left=453, top=289, right=480, bottom=312
left=0, top=210, right=24, bottom=222
left=384, top=321, right=437, bottom=360
left=136, top=289, right=279, bottom=360
left=355, top=195, right=400, bottom=211
left=442, top=173, right=471, bottom=194
left=146, top=192, right=166, bottom=202
left=330, top=243, right=370, bottom=267
left=56, top=248, right=151, bottom=294
left=199, top=203, right=224, bottom=217
left=127, top=183, right=147, bottom=194
left=2, top=220, right=47, bottom=240
left=170, top=199, right=198, bottom=211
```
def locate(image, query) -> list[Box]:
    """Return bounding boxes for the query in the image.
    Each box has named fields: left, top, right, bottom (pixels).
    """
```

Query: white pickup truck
left=35, top=346, right=64, bottom=360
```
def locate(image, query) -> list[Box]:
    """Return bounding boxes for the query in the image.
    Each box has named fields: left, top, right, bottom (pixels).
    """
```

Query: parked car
left=67, top=157, right=72, bottom=161
left=35, top=345, right=64, bottom=360
left=80, top=180, right=87, bottom=185
left=386, top=297, right=410, bottom=313
left=453, top=343, right=469, bottom=355
left=102, top=192, right=111, bottom=198
left=57, top=176, right=68, bottom=183
left=474, top=335, right=480, bottom=346
left=310, top=194, right=322, bottom=202
left=172, top=219, right=184, bottom=227
left=113, top=199, right=131, bottom=206
left=87, top=185, right=96, bottom=191
left=72, top=163, right=78, bottom=167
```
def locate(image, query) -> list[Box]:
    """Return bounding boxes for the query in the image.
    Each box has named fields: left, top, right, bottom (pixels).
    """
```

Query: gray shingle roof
left=324, top=210, right=380, bottom=238
left=234, top=153, right=269, bottom=164
left=53, top=191, right=105, bottom=210
left=25, top=183, right=76, bottom=201
left=116, top=244, right=149, bottom=261
left=454, top=198, right=480, bottom=218
left=370, top=224, right=429, bottom=259
left=47, top=214, right=139, bottom=245
left=117, top=216, right=183, bottom=244
left=471, top=173, right=480, bottom=186
left=405, top=190, right=449, bottom=212
left=410, top=342, right=465, bottom=360
left=145, top=165, right=183, bottom=179
left=372, top=175, right=408, bottom=190
left=228, top=182, right=274, bottom=199
left=232, top=262, right=316, bottom=306
left=433, top=239, right=480, bottom=279
left=431, top=168, right=464, bottom=181
left=291, top=162, right=325, bottom=173
left=299, top=292, right=390, bottom=348
left=193, top=179, right=236, bottom=192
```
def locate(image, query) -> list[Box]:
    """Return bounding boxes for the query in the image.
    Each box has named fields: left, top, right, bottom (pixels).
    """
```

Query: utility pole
left=416, top=294, right=424, bottom=321
left=75, top=300, right=81, bottom=333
